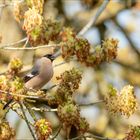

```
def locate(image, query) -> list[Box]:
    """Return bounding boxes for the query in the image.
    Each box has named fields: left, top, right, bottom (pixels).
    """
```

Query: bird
left=24, top=54, right=55, bottom=89
left=3, top=54, right=55, bottom=109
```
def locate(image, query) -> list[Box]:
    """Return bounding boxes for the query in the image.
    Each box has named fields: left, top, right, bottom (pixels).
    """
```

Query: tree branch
left=114, top=60, right=140, bottom=72
left=0, top=43, right=61, bottom=50
left=19, top=102, right=37, bottom=140
left=79, top=100, right=104, bottom=107
left=0, top=37, right=27, bottom=48
left=31, top=107, right=57, bottom=112
left=51, top=125, right=62, bottom=140
left=113, top=18, right=140, bottom=60
left=78, top=0, right=110, bottom=36
left=69, top=133, right=119, bottom=140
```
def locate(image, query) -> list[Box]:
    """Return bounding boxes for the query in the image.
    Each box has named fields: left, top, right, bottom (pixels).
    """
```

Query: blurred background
left=0, top=0, right=140, bottom=139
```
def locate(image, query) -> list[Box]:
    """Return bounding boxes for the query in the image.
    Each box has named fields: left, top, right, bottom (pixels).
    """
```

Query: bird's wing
left=23, top=60, right=41, bottom=82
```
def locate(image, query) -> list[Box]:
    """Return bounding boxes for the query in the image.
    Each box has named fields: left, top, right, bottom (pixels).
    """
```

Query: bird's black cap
left=43, top=54, right=55, bottom=62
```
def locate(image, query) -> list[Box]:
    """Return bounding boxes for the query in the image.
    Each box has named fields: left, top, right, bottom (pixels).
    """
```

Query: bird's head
left=43, top=54, right=55, bottom=62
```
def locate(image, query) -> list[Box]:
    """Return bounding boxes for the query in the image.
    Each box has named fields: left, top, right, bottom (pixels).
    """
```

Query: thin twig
left=0, top=89, right=44, bottom=100
left=78, top=0, right=110, bottom=36
left=114, top=60, right=140, bottom=72
left=31, top=107, right=57, bottom=112
left=68, top=135, right=84, bottom=140
left=53, top=50, right=61, bottom=58
left=23, top=38, right=29, bottom=48
left=51, top=125, right=63, bottom=140
left=0, top=37, right=27, bottom=48
left=85, top=133, right=119, bottom=140
left=42, top=84, right=58, bottom=92
left=69, top=133, right=119, bottom=140
left=0, top=43, right=61, bottom=50
left=54, top=61, right=67, bottom=67
left=113, top=18, right=140, bottom=60
left=79, top=100, right=104, bottom=107
left=19, top=102, right=37, bottom=140
left=24, top=101, right=37, bottom=122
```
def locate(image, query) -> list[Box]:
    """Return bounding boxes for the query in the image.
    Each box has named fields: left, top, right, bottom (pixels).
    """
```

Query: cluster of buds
left=34, top=119, right=52, bottom=140
left=23, top=7, right=43, bottom=32
left=57, top=102, right=89, bottom=134
left=26, top=0, right=44, bottom=14
left=60, top=28, right=90, bottom=61
left=76, top=117, right=89, bottom=134
left=9, top=77, right=25, bottom=101
left=57, top=102, right=80, bottom=125
left=14, top=1, right=28, bottom=23
left=47, top=68, right=82, bottom=105
left=60, top=28, right=118, bottom=67
left=48, top=68, right=89, bottom=134
left=14, top=0, right=62, bottom=46
left=123, top=126, right=140, bottom=140
left=0, top=121, right=15, bottom=140
left=56, top=67, right=82, bottom=91
left=0, top=58, right=25, bottom=102
left=8, top=58, right=23, bottom=76
left=23, top=13, right=61, bottom=46
left=14, top=0, right=44, bottom=23
left=105, top=85, right=137, bottom=117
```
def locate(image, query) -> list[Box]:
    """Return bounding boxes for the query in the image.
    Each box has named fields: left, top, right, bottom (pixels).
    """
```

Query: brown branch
left=0, top=43, right=61, bottom=50
left=69, top=133, right=119, bottom=140
left=0, top=89, right=45, bottom=100
left=78, top=0, right=110, bottom=36
left=31, top=107, right=57, bottom=112
left=114, top=60, right=140, bottom=72
left=54, top=61, right=67, bottom=67
left=79, top=100, right=104, bottom=107
left=24, top=102, right=37, bottom=122
left=113, top=18, right=140, bottom=60
left=0, top=37, right=27, bottom=48
left=19, top=102, right=37, bottom=140
left=51, top=125, right=63, bottom=140
left=85, top=133, right=119, bottom=140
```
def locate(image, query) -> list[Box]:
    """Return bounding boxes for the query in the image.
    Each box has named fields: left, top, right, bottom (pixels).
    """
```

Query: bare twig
left=114, top=60, right=140, bottom=72
left=42, top=84, right=58, bottom=92
left=85, top=133, right=119, bottom=140
left=24, top=101, right=37, bottom=122
left=69, top=133, right=119, bottom=140
left=0, top=89, right=45, bottom=100
left=0, top=37, right=27, bottom=48
left=79, top=100, right=104, bottom=107
left=78, top=0, right=110, bottom=36
left=0, top=43, right=61, bottom=50
left=19, top=102, right=37, bottom=140
left=51, top=125, right=63, bottom=140
left=31, top=107, right=57, bottom=112
left=113, top=19, right=140, bottom=60
left=68, top=135, right=84, bottom=140
left=23, top=38, right=29, bottom=48
left=54, top=61, right=67, bottom=67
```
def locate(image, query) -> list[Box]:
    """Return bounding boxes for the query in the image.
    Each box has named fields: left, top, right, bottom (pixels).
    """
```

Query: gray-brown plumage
left=25, top=55, right=54, bottom=89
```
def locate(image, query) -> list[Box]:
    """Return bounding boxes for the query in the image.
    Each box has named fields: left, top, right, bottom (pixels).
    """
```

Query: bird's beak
left=50, top=55, right=55, bottom=61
